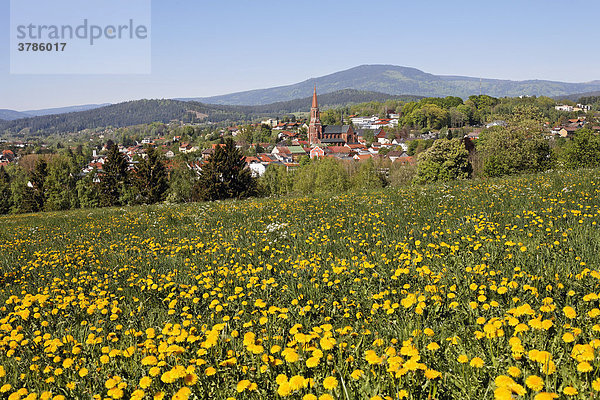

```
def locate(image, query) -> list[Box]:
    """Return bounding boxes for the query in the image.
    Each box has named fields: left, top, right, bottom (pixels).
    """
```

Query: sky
left=1, top=0, right=599, bottom=111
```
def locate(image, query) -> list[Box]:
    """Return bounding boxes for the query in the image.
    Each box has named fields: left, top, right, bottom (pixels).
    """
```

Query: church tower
left=308, top=85, right=322, bottom=144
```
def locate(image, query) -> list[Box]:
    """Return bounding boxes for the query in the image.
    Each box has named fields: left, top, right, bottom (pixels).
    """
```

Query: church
left=308, top=86, right=357, bottom=145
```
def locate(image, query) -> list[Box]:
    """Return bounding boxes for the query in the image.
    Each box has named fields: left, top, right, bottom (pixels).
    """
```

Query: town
left=1, top=90, right=598, bottom=190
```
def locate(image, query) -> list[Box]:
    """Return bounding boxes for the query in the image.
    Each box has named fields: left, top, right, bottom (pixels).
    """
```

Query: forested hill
left=0, top=100, right=210, bottom=135
left=238, top=89, right=421, bottom=114
left=0, top=90, right=409, bottom=136
left=195, top=64, right=600, bottom=105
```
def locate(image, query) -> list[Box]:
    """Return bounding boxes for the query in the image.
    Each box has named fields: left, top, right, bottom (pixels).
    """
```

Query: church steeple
left=308, top=85, right=322, bottom=144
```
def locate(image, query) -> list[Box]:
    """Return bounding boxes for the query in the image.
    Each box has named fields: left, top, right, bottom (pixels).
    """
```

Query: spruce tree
left=0, top=167, right=12, bottom=215
left=100, top=143, right=129, bottom=207
left=195, top=138, right=256, bottom=201
left=135, top=146, right=169, bottom=204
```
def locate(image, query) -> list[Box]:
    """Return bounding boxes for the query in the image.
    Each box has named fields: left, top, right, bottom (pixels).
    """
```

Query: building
left=308, top=86, right=357, bottom=145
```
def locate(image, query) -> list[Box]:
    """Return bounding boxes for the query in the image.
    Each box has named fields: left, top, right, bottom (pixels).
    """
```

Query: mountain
left=0, top=109, right=32, bottom=121
left=0, top=100, right=217, bottom=135
left=219, top=89, right=421, bottom=114
left=24, top=103, right=111, bottom=117
left=0, top=104, right=111, bottom=121
left=555, top=91, right=600, bottom=102
left=194, top=65, right=600, bottom=105
left=0, top=90, right=407, bottom=136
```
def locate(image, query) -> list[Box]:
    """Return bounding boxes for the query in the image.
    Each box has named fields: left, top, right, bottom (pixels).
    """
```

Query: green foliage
left=195, top=139, right=257, bottom=201
left=165, top=163, right=197, bottom=203
left=415, top=139, right=472, bottom=183
left=389, top=163, right=417, bottom=187
left=0, top=167, right=12, bottom=215
left=561, top=129, right=600, bottom=169
left=76, top=170, right=100, bottom=209
left=407, top=139, right=434, bottom=156
left=352, top=158, right=387, bottom=190
left=100, top=144, right=130, bottom=207
left=44, top=155, right=79, bottom=211
left=260, top=164, right=293, bottom=196
left=9, top=167, right=39, bottom=214
left=134, top=147, right=169, bottom=204
left=478, top=122, right=552, bottom=177
left=293, top=158, right=350, bottom=195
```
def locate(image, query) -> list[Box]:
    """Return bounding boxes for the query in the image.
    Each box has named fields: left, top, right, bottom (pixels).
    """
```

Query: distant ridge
left=0, top=109, right=31, bottom=121
left=24, top=103, right=111, bottom=117
left=0, top=90, right=409, bottom=136
left=0, top=104, right=111, bottom=121
left=193, top=64, right=600, bottom=105
left=555, top=91, right=600, bottom=102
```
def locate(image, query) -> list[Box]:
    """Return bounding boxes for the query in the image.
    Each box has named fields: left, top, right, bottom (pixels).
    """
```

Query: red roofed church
left=308, top=86, right=357, bottom=145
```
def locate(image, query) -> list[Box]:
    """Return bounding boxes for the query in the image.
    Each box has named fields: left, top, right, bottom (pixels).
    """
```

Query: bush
left=415, top=138, right=471, bottom=184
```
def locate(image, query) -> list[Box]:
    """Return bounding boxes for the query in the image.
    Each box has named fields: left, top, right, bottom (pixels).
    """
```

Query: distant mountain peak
left=192, top=64, right=600, bottom=105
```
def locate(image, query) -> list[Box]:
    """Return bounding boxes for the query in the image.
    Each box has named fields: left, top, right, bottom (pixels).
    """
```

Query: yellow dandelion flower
left=563, top=387, right=578, bottom=396
left=306, top=357, right=320, bottom=368
left=525, top=375, right=544, bottom=391
left=533, top=393, right=558, bottom=400
left=470, top=357, right=484, bottom=368
left=322, top=376, right=337, bottom=390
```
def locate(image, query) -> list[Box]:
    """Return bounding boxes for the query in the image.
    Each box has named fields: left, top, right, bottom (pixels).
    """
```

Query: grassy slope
left=0, top=170, right=600, bottom=398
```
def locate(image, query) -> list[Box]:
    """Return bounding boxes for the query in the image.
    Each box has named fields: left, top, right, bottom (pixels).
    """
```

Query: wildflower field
left=2, top=171, right=600, bottom=400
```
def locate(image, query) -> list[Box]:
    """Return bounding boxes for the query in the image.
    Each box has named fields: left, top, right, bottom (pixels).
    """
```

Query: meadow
left=1, top=170, right=600, bottom=400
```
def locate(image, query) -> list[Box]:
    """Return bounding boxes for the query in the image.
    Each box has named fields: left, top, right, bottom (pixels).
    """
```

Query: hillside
left=0, top=99, right=237, bottom=135
left=196, top=64, right=600, bottom=105
left=1, top=170, right=599, bottom=399
left=0, top=90, right=407, bottom=136
left=0, top=109, right=31, bottom=121
left=555, top=90, right=600, bottom=102
left=24, top=103, right=111, bottom=117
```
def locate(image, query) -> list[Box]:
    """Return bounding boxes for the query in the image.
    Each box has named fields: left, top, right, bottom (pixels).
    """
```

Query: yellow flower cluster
left=0, top=170, right=599, bottom=398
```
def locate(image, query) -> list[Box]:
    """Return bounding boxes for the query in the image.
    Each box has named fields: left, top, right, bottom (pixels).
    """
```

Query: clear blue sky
left=1, top=0, right=599, bottom=110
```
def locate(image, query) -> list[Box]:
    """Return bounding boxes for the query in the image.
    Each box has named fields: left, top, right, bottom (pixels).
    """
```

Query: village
left=1, top=92, right=599, bottom=182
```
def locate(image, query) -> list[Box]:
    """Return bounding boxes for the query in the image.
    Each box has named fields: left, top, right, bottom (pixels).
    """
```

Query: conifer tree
left=195, top=138, right=257, bottom=201
left=134, top=146, right=168, bottom=204
left=0, top=167, right=12, bottom=215
left=100, top=143, right=129, bottom=207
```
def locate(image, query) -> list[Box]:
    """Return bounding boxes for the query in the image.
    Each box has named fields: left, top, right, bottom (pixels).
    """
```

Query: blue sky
left=1, top=0, right=599, bottom=110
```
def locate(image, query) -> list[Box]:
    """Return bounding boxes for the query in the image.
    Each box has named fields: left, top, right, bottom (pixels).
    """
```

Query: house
left=0, top=150, right=15, bottom=162
left=559, top=126, right=579, bottom=137
left=486, top=120, right=507, bottom=128
left=328, top=146, right=352, bottom=157
left=555, top=105, right=574, bottom=112
left=271, top=146, right=292, bottom=162
left=309, top=146, right=326, bottom=159
left=278, top=131, right=298, bottom=140
left=394, top=153, right=415, bottom=165
left=350, top=115, right=379, bottom=126
left=376, top=130, right=390, bottom=144
left=353, top=153, right=372, bottom=162
left=246, top=157, right=267, bottom=177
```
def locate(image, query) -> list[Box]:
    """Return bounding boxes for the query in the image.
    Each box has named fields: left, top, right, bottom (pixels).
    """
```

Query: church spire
left=308, top=85, right=322, bottom=144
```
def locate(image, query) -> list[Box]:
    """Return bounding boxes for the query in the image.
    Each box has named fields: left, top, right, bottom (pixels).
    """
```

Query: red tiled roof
left=328, top=146, right=351, bottom=153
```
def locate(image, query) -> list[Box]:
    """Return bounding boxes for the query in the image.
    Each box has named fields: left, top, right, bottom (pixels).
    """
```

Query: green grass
left=0, top=169, right=600, bottom=399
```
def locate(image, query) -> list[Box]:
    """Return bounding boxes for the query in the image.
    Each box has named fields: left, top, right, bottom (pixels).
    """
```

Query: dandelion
left=457, top=355, right=469, bottom=363
left=470, top=357, right=484, bottom=368
left=563, top=387, right=578, bottom=396
left=525, top=375, right=544, bottom=391
left=322, top=376, right=338, bottom=390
